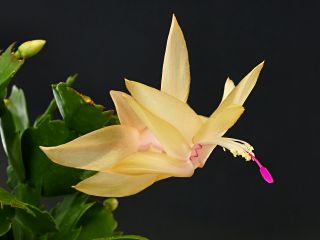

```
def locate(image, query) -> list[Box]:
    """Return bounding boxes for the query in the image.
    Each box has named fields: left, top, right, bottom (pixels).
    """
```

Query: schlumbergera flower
left=15, top=40, right=46, bottom=59
left=41, top=15, right=273, bottom=197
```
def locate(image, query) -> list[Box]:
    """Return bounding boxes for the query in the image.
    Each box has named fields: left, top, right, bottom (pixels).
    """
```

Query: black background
left=0, top=1, right=319, bottom=239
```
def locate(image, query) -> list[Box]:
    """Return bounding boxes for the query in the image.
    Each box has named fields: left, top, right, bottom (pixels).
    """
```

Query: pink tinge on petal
left=247, top=152, right=274, bottom=184
left=189, top=144, right=204, bottom=168
left=189, top=144, right=202, bottom=160
left=138, top=128, right=163, bottom=151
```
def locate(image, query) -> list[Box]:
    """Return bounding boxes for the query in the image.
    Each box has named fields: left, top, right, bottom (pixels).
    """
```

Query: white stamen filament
left=213, top=137, right=255, bottom=161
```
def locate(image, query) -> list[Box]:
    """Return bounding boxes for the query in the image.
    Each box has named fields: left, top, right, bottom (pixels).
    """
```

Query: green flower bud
left=103, top=198, right=119, bottom=211
left=15, top=40, right=46, bottom=59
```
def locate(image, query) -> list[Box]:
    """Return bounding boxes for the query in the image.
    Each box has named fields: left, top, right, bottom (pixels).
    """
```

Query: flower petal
left=161, top=14, right=190, bottom=102
left=125, top=79, right=201, bottom=143
left=124, top=95, right=191, bottom=159
left=198, top=115, right=208, bottom=123
left=110, top=90, right=145, bottom=131
left=222, top=78, right=235, bottom=101
left=111, top=151, right=194, bottom=177
left=40, top=125, right=140, bottom=171
left=74, top=172, right=159, bottom=197
left=216, top=62, right=264, bottom=114
left=194, top=105, right=244, bottom=144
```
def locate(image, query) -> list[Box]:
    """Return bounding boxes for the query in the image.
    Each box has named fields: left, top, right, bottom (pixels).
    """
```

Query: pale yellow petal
left=40, top=125, right=140, bottom=171
left=216, top=62, right=264, bottom=115
left=74, top=172, right=159, bottom=197
left=111, top=151, right=194, bottom=177
left=110, top=90, right=145, bottom=131
left=125, top=79, right=201, bottom=143
left=124, top=95, right=191, bottom=159
left=199, top=115, right=208, bottom=124
left=222, top=78, right=235, bottom=101
left=161, top=14, right=190, bottom=102
left=194, top=105, right=244, bottom=144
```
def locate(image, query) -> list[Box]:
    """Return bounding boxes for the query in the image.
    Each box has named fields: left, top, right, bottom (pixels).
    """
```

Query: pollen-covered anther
left=216, top=137, right=255, bottom=161
left=244, top=143, right=254, bottom=152
left=230, top=148, right=252, bottom=161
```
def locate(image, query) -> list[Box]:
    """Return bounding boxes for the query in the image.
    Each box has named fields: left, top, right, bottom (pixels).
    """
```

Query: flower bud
left=103, top=198, right=119, bottom=211
left=15, top=40, right=46, bottom=59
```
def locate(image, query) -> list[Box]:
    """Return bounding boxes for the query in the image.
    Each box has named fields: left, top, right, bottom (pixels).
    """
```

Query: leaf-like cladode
left=0, top=206, right=14, bottom=237
left=12, top=183, right=41, bottom=206
left=51, top=193, right=94, bottom=240
left=77, top=201, right=117, bottom=240
left=50, top=193, right=126, bottom=240
left=34, top=74, right=76, bottom=127
left=21, top=118, right=85, bottom=196
left=14, top=204, right=57, bottom=235
left=0, top=44, right=24, bottom=99
left=94, top=235, right=149, bottom=240
left=0, top=187, right=32, bottom=214
left=0, top=86, right=29, bottom=185
left=49, top=228, right=82, bottom=240
left=52, top=82, right=113, bottom=134
left=6, top=86, right=29, bottom=132
left=0, top=187, right=57, bottom=236
left=0, top=106, right=24, bottom=185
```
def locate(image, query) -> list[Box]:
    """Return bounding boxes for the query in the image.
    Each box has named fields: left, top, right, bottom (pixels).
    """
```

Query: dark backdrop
left=0, top=1, right=319, bottom=239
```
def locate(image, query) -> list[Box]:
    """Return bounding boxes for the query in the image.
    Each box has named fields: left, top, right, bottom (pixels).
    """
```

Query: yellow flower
left=41, top=15, right=273, bottom=197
